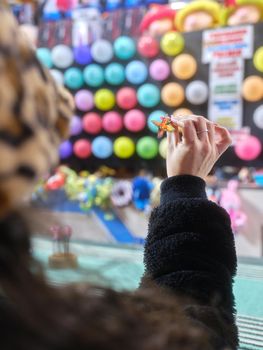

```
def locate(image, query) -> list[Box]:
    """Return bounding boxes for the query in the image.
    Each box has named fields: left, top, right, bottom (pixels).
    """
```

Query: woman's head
left=0, top=6, right=73, bottom=218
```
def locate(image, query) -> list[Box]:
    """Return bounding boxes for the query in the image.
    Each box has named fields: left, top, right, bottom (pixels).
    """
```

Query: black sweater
left=142, top=175, right=238, bottom=349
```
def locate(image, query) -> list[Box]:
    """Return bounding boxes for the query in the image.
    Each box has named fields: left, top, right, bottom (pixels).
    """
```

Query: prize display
left=34, top=0, right=263, bottom=172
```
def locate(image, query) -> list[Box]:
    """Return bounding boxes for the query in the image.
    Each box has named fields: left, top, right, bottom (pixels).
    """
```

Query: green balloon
left=136, top=136, right=159, bottom=159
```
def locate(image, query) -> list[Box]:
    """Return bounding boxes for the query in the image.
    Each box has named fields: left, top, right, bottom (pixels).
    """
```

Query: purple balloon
left=70, top=115, right=83, bottom=136
left=59, top=140, right=73, bottom=159
left=74, top=46, right=92, bottom=65
left=75, top=90, right=94, bottom=111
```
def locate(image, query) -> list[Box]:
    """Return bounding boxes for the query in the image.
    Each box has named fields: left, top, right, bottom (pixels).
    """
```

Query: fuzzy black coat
left=142, top=175, right=238, bottom=349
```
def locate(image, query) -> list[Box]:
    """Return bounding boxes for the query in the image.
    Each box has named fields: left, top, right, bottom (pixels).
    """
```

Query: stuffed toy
left=175, top=0, right=221, bottom=32
left=140, top=4, right=176, bottom=37
left=221, top=0, right=263, bottom=26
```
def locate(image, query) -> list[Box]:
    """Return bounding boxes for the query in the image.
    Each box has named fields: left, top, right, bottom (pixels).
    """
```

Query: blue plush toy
left=132, top=176, right=153, bottom=211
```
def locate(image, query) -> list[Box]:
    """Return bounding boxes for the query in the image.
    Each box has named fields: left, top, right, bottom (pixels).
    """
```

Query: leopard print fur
left=0, top=6, right=74, bottom=217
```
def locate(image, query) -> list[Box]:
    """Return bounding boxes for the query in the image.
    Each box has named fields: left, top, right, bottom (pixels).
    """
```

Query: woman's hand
left=166, top=115, right=232, bottom=179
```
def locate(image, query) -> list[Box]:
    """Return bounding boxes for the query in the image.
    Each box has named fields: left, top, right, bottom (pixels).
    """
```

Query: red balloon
left=102, top=111, right=123, bottom=133
left=73, top=139, right=91, bottom=158
left=137, top=36, right=159, bottom=58
left=116, top=87, right=137, bottom=109
left=83, top=112, right=102, bottom=134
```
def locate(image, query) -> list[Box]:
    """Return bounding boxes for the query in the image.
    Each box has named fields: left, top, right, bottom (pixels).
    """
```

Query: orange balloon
left=161, top=82, right=185, bottom=107
left=242, top=76, right=263, bottom=102
left=172, top=54, right=197, bottom=80
left=173, top=107, right=193, bottom=117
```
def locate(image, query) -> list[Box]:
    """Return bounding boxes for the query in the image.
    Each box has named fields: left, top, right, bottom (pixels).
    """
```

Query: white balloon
left=51, top=45, right=74, bottom=69
left=186, top=80, right=208, bottom=105
left=50, top=69, right=64, bottom=85
left=253, top=105, right=263, bottom=129
left=91, top=39, right=113, bottom=64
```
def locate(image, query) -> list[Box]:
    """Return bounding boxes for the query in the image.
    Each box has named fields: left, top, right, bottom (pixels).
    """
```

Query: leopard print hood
left=0, top=5, right=74, bottom=217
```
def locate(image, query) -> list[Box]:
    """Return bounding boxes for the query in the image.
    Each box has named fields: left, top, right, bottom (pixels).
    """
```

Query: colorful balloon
left=253, top=47, right=263, bottom=73
left=235, top=135, right=262, bottom=161
left=173, top=108, right=193, bottom=117
left=91, top=39, right=113, bottom=64
left=50, top=69, right=64, bottom=85
left=83, top=112, right=102, bottom=134
left=92, top=136, right=113, bottom=159
left=161, top=82, right=185, bottom=107
left=114, top=137, right=135, bottom=158
left=74, top=45, right=92, bottom=65
left=73, top=139, right=92, bottom=159
left=172, top=54, right=197, bottom=80
left=160, top=31, right=184, bottom=56
left=94, top=89, right=115, bottom=111
left=75, top=90, right=94, bottom=111
left=137, top=36, right=159, bottom=58
left=59, top=140, right=73, bottom=159
left=136, top=137, right=159, bottom=159
left=105, top=63, right=125, bottom=86
left=137, top=84, right=160, bottom=108
left=125, top=60, right=148, bottom=85
left=70, top=115, right=83, bottom=136
left=36, top=48, right=52, bottom=68
left=114, top=36, right=136, bottom=60
left=124, top=109, right=146, bottom=132
left=102, top=111, right=123, bottom=133
left=159, top=138, right=167, bottom=159
left=253, top=105, right=263, bottom=129
left=116, top=87, right=137, bottom=109
left=83, top=64, right=104, bottom=88
left=149, top=59, right=170, bottom=81
left=242, top=76, right=263, bottom=102
left=147, top=110, right=166, bottom=133
left=64, top=67, right=84, bottom=90
left=186, top=81, right=208, bottom=105
left=51, top=45, right=73, bottom=69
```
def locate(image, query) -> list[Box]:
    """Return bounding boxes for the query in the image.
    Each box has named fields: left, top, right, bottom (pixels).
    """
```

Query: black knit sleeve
left=142, top=175, right=238, bottom=348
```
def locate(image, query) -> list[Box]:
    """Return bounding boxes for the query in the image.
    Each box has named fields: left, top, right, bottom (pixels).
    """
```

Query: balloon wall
left=37, top=19, right=263, bottom=171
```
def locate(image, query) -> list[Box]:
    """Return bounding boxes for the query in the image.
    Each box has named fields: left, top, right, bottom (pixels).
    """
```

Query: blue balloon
left=147, top=110, right=166, bottom=133
left=83, top=64, right=104, bottom=88
left=74, top=46, right=92, bottom=65
left=59, top=140, right=73, bottom=159
left=105, top=63, right=125, bottom=86
left=92, top=136, right=113, bottom=159
left=125, top=60, right=148, bottom=85
left=137, top=84, right=160, bottom=108
left=36, top=48, right=53, bottom=68
left=114, top=36, right=136, bottom=60
left=64, top=67, right=84, bottom=90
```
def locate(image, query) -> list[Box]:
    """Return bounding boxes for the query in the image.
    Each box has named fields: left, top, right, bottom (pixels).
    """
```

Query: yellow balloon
left=114, top=137, right=135, bottom=159
left=172, top=54, right=197, bottom=80
left=160, top=31, right=184, bottom=56
left=94, top=89, right=115, bottom=111
left=242, top=76, right=263, bottom=102
left=173, top=108, right=193, bottom=117
left=161, top=82, right=185, bottom=107
left=254, top=47, right=263, bottom=73
left=159, top=138, right=167, bottom=159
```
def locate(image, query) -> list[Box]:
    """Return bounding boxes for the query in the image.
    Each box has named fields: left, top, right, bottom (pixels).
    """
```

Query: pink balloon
left=75, top=90, right=94, bottom=111
left=102, top=111, right=123, bottom=133
left=73, top=139, right=92, bottom=159
left=235, top=135, right=262, bottom=161
left=149, top=59, right=170, bottom=81
left=116, top=87, right=137, bottom=109
left=124, top=109, right=146, bottom=132
left=83, top=112, right=102, bottom=134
